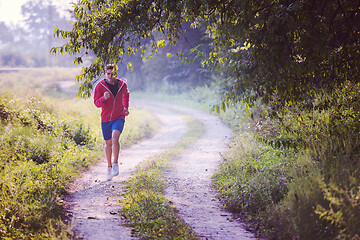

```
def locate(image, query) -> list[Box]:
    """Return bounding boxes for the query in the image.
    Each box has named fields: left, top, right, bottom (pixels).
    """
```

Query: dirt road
left=64, top=99, right=255, bottom=240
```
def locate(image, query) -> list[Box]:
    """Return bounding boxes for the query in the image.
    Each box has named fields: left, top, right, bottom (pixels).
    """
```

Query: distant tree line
left=0, top=0, right=214, bottom=93
left=0, top=0, right=74, bottom=67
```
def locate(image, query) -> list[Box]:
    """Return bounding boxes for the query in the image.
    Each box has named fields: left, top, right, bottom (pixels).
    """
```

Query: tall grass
left=0, top=68, right=157, bottom=239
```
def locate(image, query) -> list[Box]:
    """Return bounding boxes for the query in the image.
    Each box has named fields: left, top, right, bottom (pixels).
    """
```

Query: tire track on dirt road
left=161, top=103, right=256, bottom=240
left=65, top=99, right=256, bottom=239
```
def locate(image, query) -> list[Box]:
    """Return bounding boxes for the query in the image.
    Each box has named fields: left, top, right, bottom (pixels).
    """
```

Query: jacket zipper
left=112, top=81, right=125, bottom=121
left=101, top=80, right=125, bottom=122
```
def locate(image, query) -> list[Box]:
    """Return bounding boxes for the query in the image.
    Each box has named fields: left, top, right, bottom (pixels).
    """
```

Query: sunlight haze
left=0, top=0, right=26, bottom=25
left=0, top=0, right=71, bottom=26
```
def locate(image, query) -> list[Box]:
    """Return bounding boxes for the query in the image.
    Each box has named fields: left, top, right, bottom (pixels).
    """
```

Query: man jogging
left=94, top=64, right=130, bottom=180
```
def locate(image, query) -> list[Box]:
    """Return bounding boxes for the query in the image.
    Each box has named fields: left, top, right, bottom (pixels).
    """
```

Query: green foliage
left=267, top=171, right=337, bottom=240
left=122, top=189, right=196, bottom=239
left=121, top=164, right=197, bottom=239
left=316, top=177, right=360, bottom=240
left=62, top=122, right=93, bottom=146
left=276, top=82, right=360, bottom=184
left=204, top=0, right=360, bottom=110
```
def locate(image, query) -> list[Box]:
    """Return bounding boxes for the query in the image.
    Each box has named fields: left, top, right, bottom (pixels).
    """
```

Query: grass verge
left=120, top=114, right=204, bottom=239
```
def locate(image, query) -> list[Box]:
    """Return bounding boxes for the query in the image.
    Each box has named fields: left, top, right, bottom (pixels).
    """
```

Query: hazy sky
left=0, top=0, right=71, bottom=26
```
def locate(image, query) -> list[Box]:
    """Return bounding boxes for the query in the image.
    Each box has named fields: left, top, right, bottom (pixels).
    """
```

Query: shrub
left=316, top=176, right=360, bottom=240
left=267, top=171, right=337, bottom=240
left=62, top=121, right=93, bottom=146
left=0, top=102, right=11, bottom=122
left=213, top=132, right=296, bottom=219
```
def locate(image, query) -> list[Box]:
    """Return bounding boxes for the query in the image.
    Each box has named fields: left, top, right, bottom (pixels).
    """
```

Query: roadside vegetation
left=0, top=69, right=157, bottom=239
left=139, top=79, right=360, bottom=240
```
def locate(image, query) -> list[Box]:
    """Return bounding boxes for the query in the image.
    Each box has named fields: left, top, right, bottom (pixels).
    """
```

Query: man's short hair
left=105, top=64, right=117, bottom=71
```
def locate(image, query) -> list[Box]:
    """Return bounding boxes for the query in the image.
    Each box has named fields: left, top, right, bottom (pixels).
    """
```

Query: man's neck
left=106, top=78, right=116, bottom=85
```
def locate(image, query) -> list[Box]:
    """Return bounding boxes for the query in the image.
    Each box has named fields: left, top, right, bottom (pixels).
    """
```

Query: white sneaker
left=112, top=163, right=119, bottom=176
left=106, top=166, right=113, bottom=181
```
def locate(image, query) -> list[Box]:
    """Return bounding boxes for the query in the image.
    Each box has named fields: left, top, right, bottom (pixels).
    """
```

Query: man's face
left=106, top=69, right=116, bottom=81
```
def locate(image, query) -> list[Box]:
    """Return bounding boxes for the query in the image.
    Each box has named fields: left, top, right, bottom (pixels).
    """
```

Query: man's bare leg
left=112, top=130, right=121, bottom=164
left=105, top=139, right=112, bottom=167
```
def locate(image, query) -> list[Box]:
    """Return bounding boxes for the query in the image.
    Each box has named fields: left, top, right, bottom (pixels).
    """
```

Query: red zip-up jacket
left=93, top=78, right=130, bottom=123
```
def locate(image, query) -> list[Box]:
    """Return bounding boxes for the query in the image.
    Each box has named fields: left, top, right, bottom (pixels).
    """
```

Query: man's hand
left=124, top=108, right=129, bottom=116
left=104, top=92, right=110, bottom=100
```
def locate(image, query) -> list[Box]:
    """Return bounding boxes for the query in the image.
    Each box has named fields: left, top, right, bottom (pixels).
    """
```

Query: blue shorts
left=101, top=118, right=125, bottom=140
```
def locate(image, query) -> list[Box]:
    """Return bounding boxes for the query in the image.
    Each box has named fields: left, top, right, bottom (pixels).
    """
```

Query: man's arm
left=94, top=84, right=107, bottom=108
left=123, top=86, right=130, bottom=115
